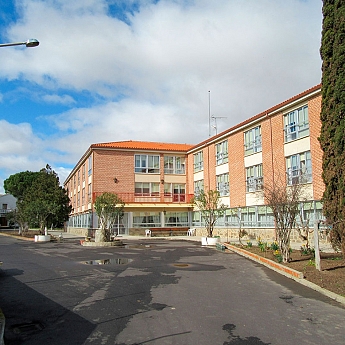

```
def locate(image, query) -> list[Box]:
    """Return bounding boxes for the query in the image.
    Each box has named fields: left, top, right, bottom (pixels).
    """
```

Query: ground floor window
left=68, top=212, right=92, bottom=228
left=165, top=212, right=189, bottom=226
left=133, top=212, right=161, bottom=227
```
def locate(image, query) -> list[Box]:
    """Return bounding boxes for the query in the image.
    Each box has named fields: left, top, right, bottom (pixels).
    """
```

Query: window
left=88, top=183, right=92, bottom=200
left=82, top=188, right=85, bottom=205
left=286, top=151, right=312, bottom=185
left=244, top=126, right=262, bottom=156
left=135, top=182, right=159, bottom=196
left=88, top=155, right=92, bottom=176
left=2, top=204, right=7, bottom=210
left=82, top=164, right=85, bottom=181
left=164, top=183, right=172, bottom=196
left=194, top=180, right=204, bottom=196
left=216, top=173, right=229, bottom=196
left=165, top=212, right=189, bottom=226
left=246, top=164, right=263, bottom=192
left=164, top=183, right=186, bottom=201
left=133, top=212, right=161, bottom=227
left=173, top=183, right=186, bottom=202
left=215, top=140, right=228, bottom=165
left=164, top=156, right=185, bottom=174
left=135, top=155, right=160, bottom=173
left=78, top=170, right=80, bottom=184
left=257, top=206, right=274, bottom=227
left=223, top=209, right=239, bottom=227
left=284, top=105, right=309, bottom=142
left=241, top=207, right=256, bottom=227
left=193, top=151, right=203, bottom=172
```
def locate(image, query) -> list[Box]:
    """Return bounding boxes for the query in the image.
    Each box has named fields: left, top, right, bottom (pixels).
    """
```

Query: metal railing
left=92, top=192, right=194, bottom=204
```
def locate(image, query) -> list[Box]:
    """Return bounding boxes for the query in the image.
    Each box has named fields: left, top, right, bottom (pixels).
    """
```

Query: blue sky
left=0, top=0, right=322, bottom=193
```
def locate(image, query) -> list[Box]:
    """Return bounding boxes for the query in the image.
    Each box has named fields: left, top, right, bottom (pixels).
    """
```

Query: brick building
left=64, top=84, right=324, bottom=240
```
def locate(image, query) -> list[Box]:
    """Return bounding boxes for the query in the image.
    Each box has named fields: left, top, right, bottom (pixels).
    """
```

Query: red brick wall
left=308, top=95, right=324, bottom=200
left=264, top=113, right=286, bottom=189
left=228, top=132, right=245, bottom=207
left=203, top=145, right=216, bottom=190
left=93, top=150, right=135, bottom=195
left=186, top=152, right=194, bottom=194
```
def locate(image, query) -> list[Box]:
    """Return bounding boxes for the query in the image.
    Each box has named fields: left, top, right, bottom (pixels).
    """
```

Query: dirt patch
left=232, top=244, right=345, bottom=297
left=0, top=230, right=40, bottom=239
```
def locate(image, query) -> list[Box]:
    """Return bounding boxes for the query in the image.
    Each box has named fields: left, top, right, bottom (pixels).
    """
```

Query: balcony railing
left=92, top=192, right=194, bottom=204
left=0, top=209, right=13, bottom=214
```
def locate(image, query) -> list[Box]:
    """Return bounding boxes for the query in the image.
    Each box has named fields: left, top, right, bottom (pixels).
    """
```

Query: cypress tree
left=319, top=0, right=345, bottom=255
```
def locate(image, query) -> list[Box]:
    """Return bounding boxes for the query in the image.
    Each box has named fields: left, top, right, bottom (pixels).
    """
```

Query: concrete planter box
left=201, top=237, right=220, bottom=246
left=34, top=235, right=51, bottom=242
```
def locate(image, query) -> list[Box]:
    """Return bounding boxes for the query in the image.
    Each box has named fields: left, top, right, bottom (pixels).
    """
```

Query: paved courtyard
left=0, top=235, right=345, bottom=344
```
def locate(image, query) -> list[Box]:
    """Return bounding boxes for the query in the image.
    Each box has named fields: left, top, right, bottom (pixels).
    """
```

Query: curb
left=0, top=232, right=34, bottom=241
left=223, top=243, right=345, bottom=306
left=224, top=244, right=303, bottom=279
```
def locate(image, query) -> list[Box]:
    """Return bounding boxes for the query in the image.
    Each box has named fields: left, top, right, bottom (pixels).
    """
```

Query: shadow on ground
left=0, top=269, right=96, bottom=345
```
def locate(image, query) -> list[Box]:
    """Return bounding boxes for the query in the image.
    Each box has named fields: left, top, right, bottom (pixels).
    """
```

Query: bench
left=147, top=227, right=190, bottom=237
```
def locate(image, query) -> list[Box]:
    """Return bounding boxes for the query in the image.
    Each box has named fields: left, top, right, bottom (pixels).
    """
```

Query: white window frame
left=88, top=155, right=92, bottom=176
left=244, top=126, right=262, bottom=156
left=286, top=151, right=312, bottom=185
left=135, top=182, right=160, bottom=196
left=194, top=180, right=204, bottom=196
left=135, top=154, right=160, bottom=174
left=216, top=173, right=229, bottom=196
left=215, top=140, right=229, bottom=165
left=284, top=105, right=309, bottom=143
left=193, top=151, right=203, bottom=172
left=164, top=156, right=185, bottom=174
left=246, top=164, right=263, bottom=192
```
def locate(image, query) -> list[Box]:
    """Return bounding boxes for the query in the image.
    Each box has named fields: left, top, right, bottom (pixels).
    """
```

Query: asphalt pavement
left=0, top=233, right=344, bottom=345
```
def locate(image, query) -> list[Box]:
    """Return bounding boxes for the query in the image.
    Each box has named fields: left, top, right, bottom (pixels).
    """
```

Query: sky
left=0, top=0, right=323, bottom=193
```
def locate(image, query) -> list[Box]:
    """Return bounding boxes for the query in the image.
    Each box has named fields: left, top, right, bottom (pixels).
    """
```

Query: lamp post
left=0, top=39, right=39, bottom=48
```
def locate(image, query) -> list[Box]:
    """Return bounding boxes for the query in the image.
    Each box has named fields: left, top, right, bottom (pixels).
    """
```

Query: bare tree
left=295, top=202, right=313, bottom=250
left=263, top=176, right=306, bottom=262
left=231, top=207, right=247, bottom=246
left=192, top=189, right=226, bottom=238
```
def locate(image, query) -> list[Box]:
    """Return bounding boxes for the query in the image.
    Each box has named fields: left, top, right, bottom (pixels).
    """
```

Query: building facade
left=0, top=194, right=17, bottom=227
left=64, top=141, right=194, bottom=236
left=65, top=84, right=325, bottom=241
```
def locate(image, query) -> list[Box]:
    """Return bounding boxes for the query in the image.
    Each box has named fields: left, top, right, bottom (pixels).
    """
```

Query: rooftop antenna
left=208, top=91, right=211, bottom=137
left=211, top=115, right=227, bottom=135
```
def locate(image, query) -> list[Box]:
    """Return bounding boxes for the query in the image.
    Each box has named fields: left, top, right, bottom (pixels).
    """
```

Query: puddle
left=84, top=258, right=133, bottom=265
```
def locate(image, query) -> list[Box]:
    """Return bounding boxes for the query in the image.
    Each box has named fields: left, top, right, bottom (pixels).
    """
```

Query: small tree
left=94, top=192, right=125, bottom=242
left=263, top=177, right=306, bottom=263
left=192, top=189, right=226, bottom=237
left=6, top=203, right=29, bottom=235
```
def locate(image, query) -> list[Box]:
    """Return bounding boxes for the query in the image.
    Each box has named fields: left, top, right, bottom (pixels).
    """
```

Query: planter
left=201, top=236, right=220, bottom=246
left=34, top=235, right=51, bottom=242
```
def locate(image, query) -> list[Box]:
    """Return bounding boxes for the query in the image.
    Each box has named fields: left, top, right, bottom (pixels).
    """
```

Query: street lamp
left=0, top=38, right=39, bottom=48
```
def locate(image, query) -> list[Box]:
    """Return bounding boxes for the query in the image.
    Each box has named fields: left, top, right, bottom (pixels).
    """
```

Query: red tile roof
left=91, top=140, right=194, bottom=152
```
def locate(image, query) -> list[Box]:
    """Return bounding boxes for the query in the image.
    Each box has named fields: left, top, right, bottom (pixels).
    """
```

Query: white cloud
left=42, top=94, right=76, bottom=105
left=0, top=121, right=54, bottom=189
left=0, top=0, right=323, bottom=189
